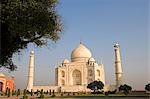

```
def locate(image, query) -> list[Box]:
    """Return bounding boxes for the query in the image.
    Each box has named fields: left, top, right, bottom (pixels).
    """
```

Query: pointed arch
left=61, top=79, right=65, bottom=86
left=97, top=70, right=100, bottom=76
left=0, top=82, right=3, bottom=92
left=61, top=71, right=65, bottom=77
left=72, top=69, right=82, bottom=85
left=88, top=69, right=93, bottom=76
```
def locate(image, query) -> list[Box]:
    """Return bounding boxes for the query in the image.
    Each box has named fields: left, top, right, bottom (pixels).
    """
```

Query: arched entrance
left=0, top=82, right=3, bottom=92
left=72, top=69, right=82, bottom=85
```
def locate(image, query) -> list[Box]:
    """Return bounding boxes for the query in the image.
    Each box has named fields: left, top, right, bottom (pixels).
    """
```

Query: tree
left=17, top=89, right=20, bottom=96
left=52, top=90, right=55, bottom=95
left=5, top=87, right=9, bottom=96
left=12, top=90, right=15, bottom=96
left=49, top=89, right=51, bottom=95
left=39, top=89, right=44, bottom=98
left=0, top=0, right=62, bottom=71
left=145, top=83, right=150, bottom=91
left=119, top=84, right=132, bottom=95
left=7, top=88, right=11, bottom=97
left=87, top=80, right=104, bottom=94
left=23, top=89, right=28, bottom=99
left=30, top=89, right=33, bottom=96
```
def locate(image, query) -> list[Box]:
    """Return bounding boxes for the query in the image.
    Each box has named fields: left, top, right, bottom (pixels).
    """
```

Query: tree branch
left=21, top=35, right=44, bottom=44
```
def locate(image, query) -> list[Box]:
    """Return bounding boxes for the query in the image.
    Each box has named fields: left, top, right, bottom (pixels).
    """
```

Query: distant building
left=0, top=73, right=15, bottom=92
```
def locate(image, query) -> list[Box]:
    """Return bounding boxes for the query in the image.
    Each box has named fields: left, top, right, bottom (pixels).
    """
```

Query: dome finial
left=79, top=38, right=82, bottom=44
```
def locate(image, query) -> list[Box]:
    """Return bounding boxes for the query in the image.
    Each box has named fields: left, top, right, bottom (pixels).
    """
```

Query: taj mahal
left=26, top=42, right=123, bottom=92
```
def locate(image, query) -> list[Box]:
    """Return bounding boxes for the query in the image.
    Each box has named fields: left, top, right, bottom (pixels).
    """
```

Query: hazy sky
left=1, top=0, right=149, bottom=90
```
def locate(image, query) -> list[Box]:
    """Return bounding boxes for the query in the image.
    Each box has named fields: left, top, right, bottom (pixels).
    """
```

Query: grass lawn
left=0, top=91, right=150, bottom=98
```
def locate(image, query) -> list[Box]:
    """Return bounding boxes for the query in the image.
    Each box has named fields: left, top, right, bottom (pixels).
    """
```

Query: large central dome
left=71, top=43, right=92, bottom=62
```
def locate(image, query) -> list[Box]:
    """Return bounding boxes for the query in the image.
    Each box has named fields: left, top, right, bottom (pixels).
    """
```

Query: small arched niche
left=97, top=70, right=100, bottom=77
left=61, top=71, right=65, bottom=77
left=88, top=69, right=93, bottom=76
left=61, top=79, right=65, bottom=86
left=72, top=69, right=82, bottom=85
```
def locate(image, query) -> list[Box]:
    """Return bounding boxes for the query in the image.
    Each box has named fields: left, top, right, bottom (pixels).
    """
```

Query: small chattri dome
left=71, top=43, right=92, bottom=60
left=114, top=42, right=120, bottom=47
left=89, top=57, right=96, bottom=62
left=30, top=50, right=34, bottom=54
left=63, top=59, right=69, bottom=64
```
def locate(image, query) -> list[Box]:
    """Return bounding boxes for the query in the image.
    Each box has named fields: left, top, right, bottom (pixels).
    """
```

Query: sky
left=1, top=0, right=149, bottom=90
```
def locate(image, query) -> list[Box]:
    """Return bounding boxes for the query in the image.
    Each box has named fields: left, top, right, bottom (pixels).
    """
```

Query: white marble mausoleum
left=26, top=42, right=123, bottom=92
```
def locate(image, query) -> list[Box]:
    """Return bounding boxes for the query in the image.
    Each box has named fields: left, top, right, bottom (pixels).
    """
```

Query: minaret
left=26, top=50, right=34, bottom=91
left=114, top=43, right=123, bottom=88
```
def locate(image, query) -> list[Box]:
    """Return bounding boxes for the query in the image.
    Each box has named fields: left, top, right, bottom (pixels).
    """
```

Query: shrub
left=49, top=89, right=51, bottom=95
left=119, top=84, right=132, bottom=95
left=73, top=92, right=75, bottom=96
left=30, top=89, right=33, bottom=96
left=12, top=90, right=14, bottom=96
left=23, top=95, right=28, bottom=99
left=0, top=92, right=4, bottom=96
left=91, top=91, right=103, bottom=94
left=39, top=89, right=44, bottom=98
left=52, top=90, right=55, bottom=95
left=108, top=89, right=117, bottom=94
left=35, top=89, right=39, bottom=96
left=23, top=89, right=28, bottom=99
left=51, top=94, right=55, bottom=97
left=87, top=80, right=104, bottom=94
left=39, top=94, right=44, bottom=98
left=61, top=93, right=63, bottom=96
left=5, top=87, right=9, bottom=96
left=7, top=88, right=11, bottom=97
left=17, top=89, right=20, bottom=96
left=145, top=83, right=150, bottom=91
left=105, top=92, right=109, bottom=96
left=46, top=90, right=48, bottom=94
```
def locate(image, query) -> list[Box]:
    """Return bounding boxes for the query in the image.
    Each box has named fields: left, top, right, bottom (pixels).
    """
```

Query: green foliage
left=145, top=83, right=150, bottom=91
left=5, top=87, right=9, bottom=96
left=52, top=90, right=55, bottom=95
left=87, top=80, right=104, bottom=93
left=0, top=92, right=4, bottom=96
left=30, top=89, right=33, bottom=96
left=7, top=88, right=11, bottom=97
left=12, top=90, right=17, bottom=96
left=11, top=90, right=14, bottom=96
left=23, top=95, right=28, bottom=99
left=46, top=90, right=48, bottom=94
left=23, top=89, right=28, bottom=99
left=23, top=89, right=27, bottom=96
left=40, top=89, right=43, bottom=94
left=0, top=0, right=62, bottom=71
left=119, top=84, right=132, bottom=95
left=49, top=89, right=51, bottom=95
left=39, top=89, right=44, bottom=98
left=17, top=89, right=20, bottom=96
left=51, top=94, right=56, bottom=97
left=104, top=89, right=117, bottom=96
left=36, top=90, right=39, bottom=96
